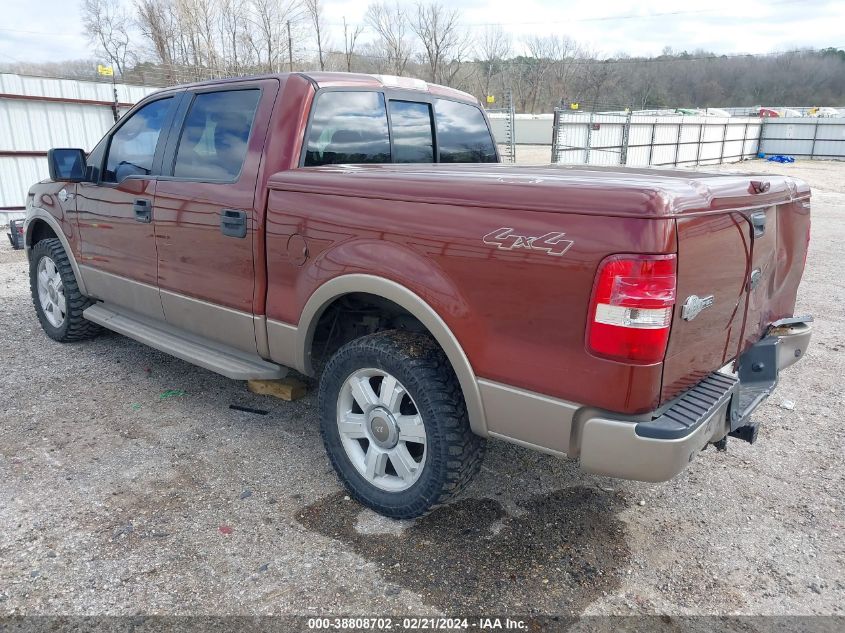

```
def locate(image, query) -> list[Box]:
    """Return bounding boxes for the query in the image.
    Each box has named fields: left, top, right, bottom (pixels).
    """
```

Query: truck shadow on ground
left=297, top=486, right=630, bottom=615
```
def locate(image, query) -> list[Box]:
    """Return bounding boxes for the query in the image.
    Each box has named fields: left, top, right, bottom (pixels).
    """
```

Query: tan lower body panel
left=478, top=375, right=732, bottom=483
left=84, top=303, right=287, bottom=380
left=81, top=266, right=261, bottom=356
left=266, top=318, right=302, bottom=373
left=478, top=378, right=580, bottom=455
left=160, top=289, right=257, bottom=355
left=80, top=265, right=164, bottom=320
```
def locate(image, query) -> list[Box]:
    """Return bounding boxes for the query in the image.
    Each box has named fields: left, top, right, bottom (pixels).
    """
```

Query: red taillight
left=587, top=254, right=677, bottom=364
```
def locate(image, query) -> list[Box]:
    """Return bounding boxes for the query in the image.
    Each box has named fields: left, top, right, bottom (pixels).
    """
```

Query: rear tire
left=318, top=330, right=485, bottom=519
left=29, top=238, right=101, bottom=342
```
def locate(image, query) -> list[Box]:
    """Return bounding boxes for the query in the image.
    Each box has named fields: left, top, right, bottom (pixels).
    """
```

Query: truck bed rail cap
left=270, top=164, right=807, bottom=217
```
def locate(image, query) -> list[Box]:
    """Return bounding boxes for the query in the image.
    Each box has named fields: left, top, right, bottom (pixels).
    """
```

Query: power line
left=323, top=0, right=823, bottom=29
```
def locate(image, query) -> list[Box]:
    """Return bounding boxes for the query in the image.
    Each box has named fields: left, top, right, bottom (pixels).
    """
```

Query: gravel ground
left=0, top=160, right=843, bottom=619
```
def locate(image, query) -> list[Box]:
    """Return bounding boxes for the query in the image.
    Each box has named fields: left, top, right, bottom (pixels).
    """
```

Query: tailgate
left=661, top=176, right=811, bottom=403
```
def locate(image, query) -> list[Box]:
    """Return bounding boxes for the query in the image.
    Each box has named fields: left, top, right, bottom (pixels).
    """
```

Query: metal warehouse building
left=0, top=73, right=158, bottom=225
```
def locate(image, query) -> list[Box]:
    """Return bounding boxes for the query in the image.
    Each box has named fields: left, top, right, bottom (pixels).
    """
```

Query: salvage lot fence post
left=485, top=90, right=516, bottom=163
left=551, top=111, right=764, bottom=167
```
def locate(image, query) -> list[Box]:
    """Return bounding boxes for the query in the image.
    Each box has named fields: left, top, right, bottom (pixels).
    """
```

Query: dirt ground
left=0, top=159, right=842, bottom=620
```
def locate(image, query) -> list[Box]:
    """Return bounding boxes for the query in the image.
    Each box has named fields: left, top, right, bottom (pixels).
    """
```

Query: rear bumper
left=578, top=318, right=812, bottom=482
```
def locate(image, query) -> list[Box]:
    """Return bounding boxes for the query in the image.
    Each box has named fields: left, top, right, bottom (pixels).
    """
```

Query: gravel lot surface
left=0, top=160, right=843, bottom=619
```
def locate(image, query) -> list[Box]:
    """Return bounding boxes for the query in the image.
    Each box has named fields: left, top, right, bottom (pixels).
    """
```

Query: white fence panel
left=1, top=73, right=159, bottom=221
left=760, top=118, right=845, bottom=159
left=0, top=73, right=159, bottom=106
left=0, top=100, right=115, bottom=153
left=552, top=111, right=762, bottom=167
left=488, top=113, right=554, bottom=145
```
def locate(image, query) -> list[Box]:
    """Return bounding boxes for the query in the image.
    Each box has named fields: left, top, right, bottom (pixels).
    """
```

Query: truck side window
left=304, top=92, right=390, bottom=166
left=173, top=89, right=261, bottom=181
left=389, top=101, right=434, bottom=163
left=103, top=97, right=173, bottom=183
left=435, top=99, right=497, bottom=163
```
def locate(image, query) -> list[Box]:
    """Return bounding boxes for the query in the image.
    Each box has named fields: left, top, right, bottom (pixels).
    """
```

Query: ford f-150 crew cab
left=24, top=72, right=812, bottom=518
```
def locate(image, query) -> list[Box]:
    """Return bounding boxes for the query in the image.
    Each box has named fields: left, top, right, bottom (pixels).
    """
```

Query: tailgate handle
left=750, top=211, right=767, bottom=238
left=750, top=180, right=770, bottom=194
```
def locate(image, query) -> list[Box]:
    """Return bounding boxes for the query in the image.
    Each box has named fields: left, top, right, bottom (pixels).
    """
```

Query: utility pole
left=111, top=71, right=118, bottom=123
left=287, top=21, right=293, bottom=72
left=343, top=17, right=350, bottom=73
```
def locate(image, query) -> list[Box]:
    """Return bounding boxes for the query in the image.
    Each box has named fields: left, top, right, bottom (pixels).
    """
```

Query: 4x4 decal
left=483, top=227, right=574, bottom=257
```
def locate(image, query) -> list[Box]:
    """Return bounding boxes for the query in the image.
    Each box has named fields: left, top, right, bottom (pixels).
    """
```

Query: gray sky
left=1, top=0, right=843, bottom=65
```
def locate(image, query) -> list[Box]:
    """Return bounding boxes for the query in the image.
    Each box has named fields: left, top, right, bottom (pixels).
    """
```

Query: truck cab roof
left=151, top=71, right=479, bottom=106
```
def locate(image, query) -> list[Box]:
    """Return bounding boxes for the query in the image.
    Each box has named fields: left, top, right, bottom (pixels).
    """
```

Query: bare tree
left=342, top=17, right=364, bottom=73
left=517, top=34, right=580, bottom=112
left=219, top=0, right=245, bottom=72
left=365, top=2, right=413, bottom=76
left=577, top=59, right=619, bottom=110
left=81, top=0, right=134, bottom=74
left=410, top=2, right=469, bottom=86
left=83, top=0, right=845, bottom=110
left=478, top=24, right=511, bottom=97
left=248, top=0, right=299, bottom=72
left=304, top=0, right=326, bottom=70
left=136, top=0, right=177, bottom=71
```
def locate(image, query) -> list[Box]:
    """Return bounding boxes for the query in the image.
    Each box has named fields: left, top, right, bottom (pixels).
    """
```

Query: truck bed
left=268, top=162, right=810, bottom=410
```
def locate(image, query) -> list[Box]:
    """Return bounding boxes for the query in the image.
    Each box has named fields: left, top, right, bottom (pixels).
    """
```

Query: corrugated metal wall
left=1, top=73, right=159, bottom=224
left=0, top=73, right=156, bottom=107
left=489, top=113, right=555, bottom=145
left=760, top=118, right=845, bottom=158
left=552, top=113, right=762, bottom=167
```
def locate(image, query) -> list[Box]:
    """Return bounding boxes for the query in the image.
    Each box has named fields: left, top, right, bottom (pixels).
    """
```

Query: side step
left=83, top=303, right=288, bottom=381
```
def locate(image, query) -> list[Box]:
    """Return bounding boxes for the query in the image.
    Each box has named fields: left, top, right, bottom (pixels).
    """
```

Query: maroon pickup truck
left=24, top=72, right=812, bottom=518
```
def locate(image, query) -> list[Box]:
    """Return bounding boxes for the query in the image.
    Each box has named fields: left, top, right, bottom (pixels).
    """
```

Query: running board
left=83, top=303, right=288, bottom=381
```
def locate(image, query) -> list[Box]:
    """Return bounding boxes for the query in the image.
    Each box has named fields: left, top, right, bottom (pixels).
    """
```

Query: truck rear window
left=389, top=101, right=434, bottom=163
left=304, top=92, right=391, bottom=166
left=303, top=91, right=497, bottom=166
left=435, top=99, right=497, bottom=163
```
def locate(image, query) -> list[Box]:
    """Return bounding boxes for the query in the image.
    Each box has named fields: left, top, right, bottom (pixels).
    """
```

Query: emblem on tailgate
left=682, top=294, right=715, bottom=321
left=483, top=227, right=574, bottom=257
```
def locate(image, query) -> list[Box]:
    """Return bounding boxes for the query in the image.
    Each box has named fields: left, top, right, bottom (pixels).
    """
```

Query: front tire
left=29, top=238, right=101, bottom=342
left=318, top=331, right=485, bottom=518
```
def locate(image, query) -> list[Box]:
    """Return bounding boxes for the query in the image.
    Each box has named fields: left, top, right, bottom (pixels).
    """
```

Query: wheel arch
left=297, top=274, right=488, bottom=437
left=24, top=209, right=88, bottom=296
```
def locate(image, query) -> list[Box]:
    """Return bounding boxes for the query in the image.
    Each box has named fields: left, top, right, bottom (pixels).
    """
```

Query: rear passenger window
left=389, top=101, right=434, bottom=163
left=173, top=89, right=260, bottom=180
left=304, top=92, right=390, bottom=166
left=435, top=99, right=497, bottom=163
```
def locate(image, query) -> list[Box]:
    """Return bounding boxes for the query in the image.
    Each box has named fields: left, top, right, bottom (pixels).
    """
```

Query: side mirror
left=47, top=148, right=87, bottom=182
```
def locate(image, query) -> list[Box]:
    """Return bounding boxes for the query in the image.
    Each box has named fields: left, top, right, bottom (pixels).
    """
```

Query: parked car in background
left=23, top=72, right=813, bottom=518
left=703, top=107, right=731, bottom=117
left=780, top=108, right=804, bottom=118
left=757, top=107, right=780, bottom=118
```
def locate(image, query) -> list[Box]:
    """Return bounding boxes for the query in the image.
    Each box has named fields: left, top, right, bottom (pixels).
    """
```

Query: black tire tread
left=29, top=238, right=101, bottom=342
left=320, top=330, right=486, bottom=518
left=319, top=330, right=485, bottom=518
